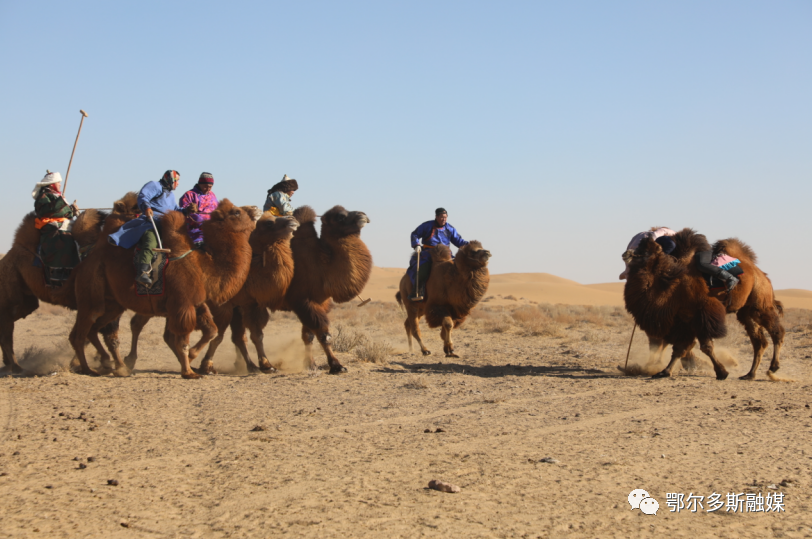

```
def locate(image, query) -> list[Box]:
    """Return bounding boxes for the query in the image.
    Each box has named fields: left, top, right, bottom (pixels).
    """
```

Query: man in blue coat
left=407, top=207, right=468, bottom=300
left=108, top=170, right=196, bottom=285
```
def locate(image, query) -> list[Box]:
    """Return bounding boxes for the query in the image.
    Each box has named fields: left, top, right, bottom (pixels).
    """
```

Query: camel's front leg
left=440, top=316, right=458, bottom=358
left=124, top=313, right=152, bottom=371
left=200, top=304, right=235, bottom=375
left=69, top=312, right=103, bottom=377
left=738, top=312, right=767, bottom=380
left=763, top=311, right=785, bottom=374
left=698, top=338, right=729, bottom=380
left=188, top=305, right=217, bottom=361
left=0, top=312, right=22, bottom=373
left=652, top=339, right=693, bottom=379
left=405, top=312, right=431, bottom=356
left=301, top=326, right=317, bottom=371
left=162, top=322, right=199, bottom=379
left=90, top=310, right=128, bottom=376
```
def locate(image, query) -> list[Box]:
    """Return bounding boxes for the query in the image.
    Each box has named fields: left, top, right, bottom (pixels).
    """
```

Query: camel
left=624, top=228, right=784, bottom=380
left=0, top=192, right=140, bottom=373
left=69, top=199, right=255, bottom=378
left=228, top=205, right=372, bottom=374
left=123, top=212, right=299, bottom=374
left=395, top=241, right=491, bottom=357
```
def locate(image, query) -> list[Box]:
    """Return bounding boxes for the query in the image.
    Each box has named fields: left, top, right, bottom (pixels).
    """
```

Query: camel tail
left=713, top=238, right=758, bottom=264
left=395, top=291, right=403, bottom=310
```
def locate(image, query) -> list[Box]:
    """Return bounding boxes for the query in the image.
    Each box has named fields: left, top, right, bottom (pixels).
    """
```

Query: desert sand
left=2, top=268, right=812, bottom=538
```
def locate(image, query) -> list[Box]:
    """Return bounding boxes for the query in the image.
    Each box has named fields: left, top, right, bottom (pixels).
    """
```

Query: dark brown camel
left=395, top=241, right=491, bottom=357
left=229, top=205, right=372, bottom=374
left=0, top=192, right=139, bottom=373
left=624, top=228, right=784, bottom=380
left=123, top=213, right=299, bottom=374
left=69, top=200, right=255, bottom=378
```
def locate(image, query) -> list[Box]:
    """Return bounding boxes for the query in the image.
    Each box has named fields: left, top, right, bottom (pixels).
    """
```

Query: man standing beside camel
left=107, top=170, right=196, bottom=286
left=408, top=208, right=468, bottom=300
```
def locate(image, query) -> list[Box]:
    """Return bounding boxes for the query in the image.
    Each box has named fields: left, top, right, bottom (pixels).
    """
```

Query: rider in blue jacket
left=407, top=207, right=468, bottom=300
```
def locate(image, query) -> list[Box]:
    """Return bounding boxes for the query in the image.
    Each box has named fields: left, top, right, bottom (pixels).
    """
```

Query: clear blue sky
left=2, top=1, right=810, bottom=288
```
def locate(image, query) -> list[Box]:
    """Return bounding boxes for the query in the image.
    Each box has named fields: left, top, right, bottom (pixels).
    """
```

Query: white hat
left=32, top=170, right=63, bottom=199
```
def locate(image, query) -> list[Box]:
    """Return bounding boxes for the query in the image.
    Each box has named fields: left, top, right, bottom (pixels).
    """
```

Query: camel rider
left=620, top=227, right=676, bottom=280
left=408, top=208, right=468, bottom=299
left=179, top=172, right=219, bottom=248
left=32, top=171, right=80, bottom=286
left=263, top=174, right=297, bottom=216
left=108, top=170, right=196, bottom=286
left=696, top=250, right=739, bottom=292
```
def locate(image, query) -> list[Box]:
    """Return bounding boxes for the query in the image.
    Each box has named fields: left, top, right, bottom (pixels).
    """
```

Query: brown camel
left=0, top=192, right=139, bottom=373
left=624, top=228, right=784, bottom=380
left=123, top=213, right=299, bottom=374
left=395, top=241, right=491, bottom=357
left=229, top=205, right=372, bottom=374
left=69, top=199, right=255, bottom=378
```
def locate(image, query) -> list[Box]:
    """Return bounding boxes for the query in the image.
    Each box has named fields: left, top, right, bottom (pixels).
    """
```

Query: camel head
left=254, top=213, right=300, bottom=245
left=457, top=240, right=491, bottom=269
left=320, top=205, right=370, bottom=238
left=204, top=199, right=255, bottom=236
left=112, top=192, right=140, bottom=217
left=241, top=206, right=261, bottom=222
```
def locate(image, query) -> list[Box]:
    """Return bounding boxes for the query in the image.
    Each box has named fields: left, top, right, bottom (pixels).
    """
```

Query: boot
left=135, top=263, right=153, bottom=286
left=718, top=269, right=739, bottom=292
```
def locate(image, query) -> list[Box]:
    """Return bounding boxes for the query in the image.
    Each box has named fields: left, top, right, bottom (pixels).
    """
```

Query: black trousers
left=696, top=251, right=722, bottom=277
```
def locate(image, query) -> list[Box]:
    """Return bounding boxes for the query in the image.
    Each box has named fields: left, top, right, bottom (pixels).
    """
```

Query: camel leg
left=69, top=311, right=103, bottom=377
left=124, top=314, right=152, bottom=371
left=652, top=339, right=693, bottom=379
left=405, top=314, right=431, bottom=356
left=0, top=312, right=23, bottom=373
left=188, top=305, right=217, bottom=362
left=301, top=326, right=316, bottom=371
left=737, top=310, right=768, bottom=381
left=162, top=322, right=199, bottom=380
left=698, top=338, right=729, bottom=380
left=245, top=305, right=276, bottom=373
left=91, top=310, right=128, bottom=377
left=761, top=310, right=785, bottom=374
left=225, top=306, right=260, bottom=373
left=200, top=305, right=234, bottom=375
left=440, top=316, right=458, bottom=358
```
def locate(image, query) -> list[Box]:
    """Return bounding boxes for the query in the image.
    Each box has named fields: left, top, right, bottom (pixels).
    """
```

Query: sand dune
left=362, top=267, right=812, bottom=310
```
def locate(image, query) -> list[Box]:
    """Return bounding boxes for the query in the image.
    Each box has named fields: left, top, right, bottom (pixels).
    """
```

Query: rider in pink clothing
left=619, top=227, right=676, bottom=280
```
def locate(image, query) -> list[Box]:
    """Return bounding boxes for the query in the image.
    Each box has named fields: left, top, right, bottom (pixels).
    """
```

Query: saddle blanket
left=133, top=249, right=169, bottom=296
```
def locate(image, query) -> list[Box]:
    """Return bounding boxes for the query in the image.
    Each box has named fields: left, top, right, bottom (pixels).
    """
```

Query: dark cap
left=435, top=207, right=447, bottom=216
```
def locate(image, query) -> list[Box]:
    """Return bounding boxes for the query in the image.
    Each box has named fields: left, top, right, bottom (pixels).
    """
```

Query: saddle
left=705, top=265, right=744, bottom=290
left=132, top=249, right=169, bottom=296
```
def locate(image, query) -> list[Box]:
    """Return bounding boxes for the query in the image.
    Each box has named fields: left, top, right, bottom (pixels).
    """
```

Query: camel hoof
left=182, top=372, right=202, bottom=380
left=113, top=367, right=131, bottom=378
left=445, top=353, right=459, bottom=358
left=329, top=365, right=348, bottom=375
left=260, top=366, right=277, bottom=374
left=421, top=350, right=432, bottom=356
left=716, top=371, right=729, bottom=381
left=80, top=367, right=101, bottom=377
left=123, top=356, right=137, bottom=371
left=651, top=370, right=671, bottom=379
left=739, top=373, right=756, bottom=381
left=196, top=363, right=217, bottom=375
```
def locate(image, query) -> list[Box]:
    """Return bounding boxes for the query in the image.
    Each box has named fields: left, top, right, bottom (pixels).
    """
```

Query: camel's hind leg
left=124, top=314, right=152, bottom=371
left=200, top=304, right=234, bottom=375
left=405, top=314, right=431, bottom=356
left=652, top=339, right=694, bottom=379
left=737, top=309, right=768, bottom=380
left=188, top=305, right=217, bottom=363
left=69, top=311, right=104, bottom=377
left=89, top=311, right=127, bottom=377
left=440, top=316, right=458, bottom=358
left=162, top=322, right=199, bottom=380
left=294, top=300, right=346, bottom=374
left=760, top=309, right=785, bottom=374
left=244, top=305, right=275, bottom=373
left=0, top=311, right=22, bottom=373
left=226, top=305, right=262, bottom=374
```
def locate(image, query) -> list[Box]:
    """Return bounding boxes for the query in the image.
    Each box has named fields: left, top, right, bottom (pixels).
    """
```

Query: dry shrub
left=504, top=295, right=518, bottom=301
left=331, top=325, right=368, bottom=353
left=510, top=305, right=564, bottom=337
left=484, top=314, right=513, bottom=333
left=355, top=340, right=394, bottom=363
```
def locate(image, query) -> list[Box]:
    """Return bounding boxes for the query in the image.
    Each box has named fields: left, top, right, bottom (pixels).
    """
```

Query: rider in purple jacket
left=179, top=172, right=219, bottom=247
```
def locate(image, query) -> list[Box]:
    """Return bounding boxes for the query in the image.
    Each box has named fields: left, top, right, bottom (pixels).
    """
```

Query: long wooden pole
left=624, top=324, right=637, bottom=371
left=62, top=109, right=88, bottom=197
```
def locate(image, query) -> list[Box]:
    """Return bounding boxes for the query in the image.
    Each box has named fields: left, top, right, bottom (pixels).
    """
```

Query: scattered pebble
left=45, top=485, right=53, bottom=489
left=107, top=479, right=119, bottom=486
left=251, top=425, right=266, bottom=432
left=767, top=484, right=778, bottom=490
left=539, top=457, right=559, bottom=464
left=87, top=457, right=96, bottom=463
left=121, top=522, right=130, bottom=528
left=78, top=463, right=87, bottom=470
left=428, top=479, right=460, bottom=493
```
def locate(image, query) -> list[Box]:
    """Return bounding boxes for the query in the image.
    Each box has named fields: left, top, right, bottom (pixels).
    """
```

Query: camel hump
left=12, top=212, right=40, bottom=251
left=713, top=238, right=758, bottom=264
left=431, top=245, right=453, bottom=263
left=671, top=228, right=711, bottom=259
left=72, top=209, right=107, bottom=247
left=293, top=206, right=317, bottom=224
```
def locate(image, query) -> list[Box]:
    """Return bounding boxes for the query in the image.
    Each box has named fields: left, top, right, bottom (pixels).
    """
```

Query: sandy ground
left=2, top=298, right=812, bottom=539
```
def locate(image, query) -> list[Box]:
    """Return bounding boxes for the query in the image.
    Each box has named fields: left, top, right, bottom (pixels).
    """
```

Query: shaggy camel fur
left=69, top=200, right=255, bottom=378
left=124, top=213, right=299, bottom=374
left=624, top=228, right=784, bottom=380
left=229, top=205, right=372, bottom=374
left=0, top=193, right=139, bottom=372
left=396, top=241, right=491, bottom=357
